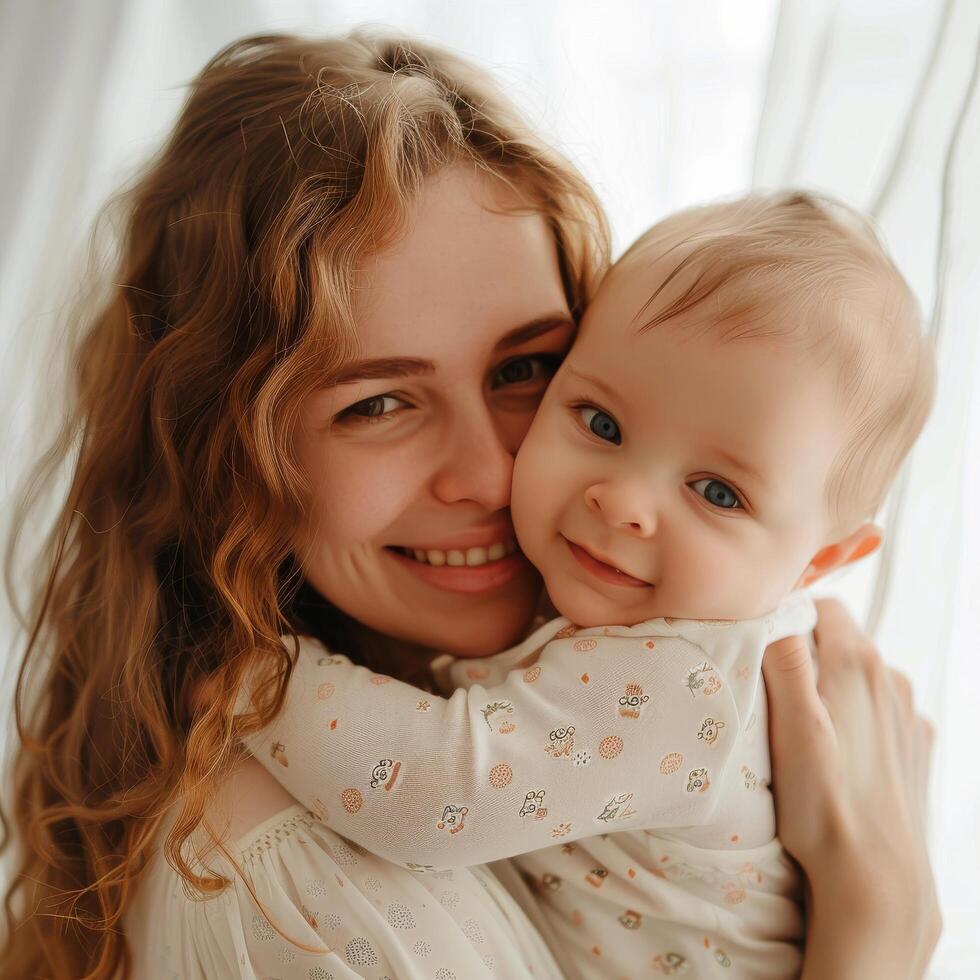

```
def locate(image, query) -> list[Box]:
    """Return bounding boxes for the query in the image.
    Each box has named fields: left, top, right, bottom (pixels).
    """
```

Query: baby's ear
left=796, top=523, right=883, bottom=588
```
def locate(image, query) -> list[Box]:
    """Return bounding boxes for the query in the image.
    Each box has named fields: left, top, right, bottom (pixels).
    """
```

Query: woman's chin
left=428, top=600, right=541, bottom=658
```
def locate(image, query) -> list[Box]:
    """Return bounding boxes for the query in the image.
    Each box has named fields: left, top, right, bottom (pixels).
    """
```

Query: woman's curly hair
left=0, top=29, right=610, bottom=979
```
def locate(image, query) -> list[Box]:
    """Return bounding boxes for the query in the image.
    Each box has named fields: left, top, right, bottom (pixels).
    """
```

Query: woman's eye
left=690, top=478, right=743, bottom=510
left=334, top=394, right=407, bottom=423
left=577, top=406, right=621, bottom=445
left=493, top=354, right=561, bottom=387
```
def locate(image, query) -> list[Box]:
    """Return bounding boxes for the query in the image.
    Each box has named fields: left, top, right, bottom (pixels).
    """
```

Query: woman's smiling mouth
left=385, top=534, right=531, bottom=594
left=391, top=536, right=518, bottom=567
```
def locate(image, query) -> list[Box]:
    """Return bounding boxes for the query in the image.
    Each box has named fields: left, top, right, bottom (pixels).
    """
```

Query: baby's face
left=511, top=259, right=850, bottom=626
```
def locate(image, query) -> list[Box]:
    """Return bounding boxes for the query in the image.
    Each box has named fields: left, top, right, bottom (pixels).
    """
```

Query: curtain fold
left=754, top=3, right=980, bottom=975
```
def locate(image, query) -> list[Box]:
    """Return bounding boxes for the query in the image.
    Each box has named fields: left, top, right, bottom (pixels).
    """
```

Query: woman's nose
left=430, top=405, right=515, bottom=511
left=585, top=481, right=657, bottom=537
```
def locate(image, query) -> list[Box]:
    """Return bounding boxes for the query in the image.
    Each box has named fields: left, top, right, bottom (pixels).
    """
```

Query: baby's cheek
left=680, top=532, right=757, bottom=614
left=512, top=428, right=566, bottom=533
left=511, top=454, right=551, bottom=557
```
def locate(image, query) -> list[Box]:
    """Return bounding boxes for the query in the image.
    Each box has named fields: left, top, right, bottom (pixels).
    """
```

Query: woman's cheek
left=314, top=441, right=426, bottom=547
left=495, top=397, right=543, bottom=454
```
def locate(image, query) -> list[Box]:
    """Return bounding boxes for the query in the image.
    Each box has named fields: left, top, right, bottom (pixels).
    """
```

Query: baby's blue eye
left=578, top=406, right=621, bottom=445
left=690, top=478, right=742, bottom=510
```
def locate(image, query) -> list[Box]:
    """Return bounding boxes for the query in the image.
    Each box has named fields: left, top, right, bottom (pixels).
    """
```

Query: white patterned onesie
left=238, top=590, right=817, bottom=979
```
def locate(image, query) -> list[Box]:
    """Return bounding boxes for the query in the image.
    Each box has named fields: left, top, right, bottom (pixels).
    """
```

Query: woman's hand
left=763, top=597, right=941, bottom=980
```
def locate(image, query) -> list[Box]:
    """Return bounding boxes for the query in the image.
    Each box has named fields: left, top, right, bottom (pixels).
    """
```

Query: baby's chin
left=545, top=578, right=773, bottom=627
left=545, top=579, right=660, bottom=629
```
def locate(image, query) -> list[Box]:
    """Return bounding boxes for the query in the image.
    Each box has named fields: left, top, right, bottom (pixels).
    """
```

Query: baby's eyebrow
left=563, top=367, right=620, bottom=404
left=711, top=446, right=768, bottom=490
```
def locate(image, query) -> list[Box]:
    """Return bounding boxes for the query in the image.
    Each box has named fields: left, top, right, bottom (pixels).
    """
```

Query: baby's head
left=512, top=190, right=936, bottom=627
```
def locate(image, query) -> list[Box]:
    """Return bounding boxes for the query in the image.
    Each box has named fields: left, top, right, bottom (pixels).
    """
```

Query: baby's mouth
left=388, top=536, right=519, bottom=568
left=563, top=537, right=653, bottom=588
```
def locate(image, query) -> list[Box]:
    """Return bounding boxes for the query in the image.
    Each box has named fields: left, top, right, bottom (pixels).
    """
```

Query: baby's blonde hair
left=620, top=190, right=936, bottom=537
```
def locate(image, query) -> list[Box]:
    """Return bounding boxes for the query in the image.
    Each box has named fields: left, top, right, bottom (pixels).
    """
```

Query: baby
left=236, top=190, right=935, bottom=978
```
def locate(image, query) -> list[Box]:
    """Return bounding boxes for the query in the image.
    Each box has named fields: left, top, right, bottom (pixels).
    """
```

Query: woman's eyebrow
left=493, top=314, right=576, bottom=352
left=327, top=315, right=575, bottom=386
left=330, top=357, right=435, bottom=385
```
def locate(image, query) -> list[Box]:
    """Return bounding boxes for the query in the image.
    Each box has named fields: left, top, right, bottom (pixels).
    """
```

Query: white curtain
left=753, top=3, right=980, bottom=975
left=1, top=1, right=975, bottom=974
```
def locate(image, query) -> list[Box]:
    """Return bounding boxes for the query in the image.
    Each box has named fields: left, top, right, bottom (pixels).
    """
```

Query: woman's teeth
left=402, top=537, right=518, bottom=567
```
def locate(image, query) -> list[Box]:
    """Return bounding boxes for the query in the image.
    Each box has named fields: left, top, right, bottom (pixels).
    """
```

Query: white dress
left=124, top=796, right=564, bottom=978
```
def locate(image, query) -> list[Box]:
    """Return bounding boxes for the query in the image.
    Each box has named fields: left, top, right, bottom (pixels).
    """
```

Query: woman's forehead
left=351, top=166, right=571, bottom=360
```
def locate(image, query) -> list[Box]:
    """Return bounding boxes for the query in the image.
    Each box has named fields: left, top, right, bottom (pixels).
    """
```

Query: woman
left=0, top=30, right=939, bottom=979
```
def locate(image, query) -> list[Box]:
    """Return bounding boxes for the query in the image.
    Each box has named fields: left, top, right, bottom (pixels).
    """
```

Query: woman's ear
left=795, top=523, right=883, bottom=588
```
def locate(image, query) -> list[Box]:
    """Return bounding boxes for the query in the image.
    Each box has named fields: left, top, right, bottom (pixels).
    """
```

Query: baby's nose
left=585, top=482, right=658, bottom=537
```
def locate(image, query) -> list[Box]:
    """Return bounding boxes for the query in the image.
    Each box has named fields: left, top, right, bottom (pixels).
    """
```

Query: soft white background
left=1, top=1, right=977, bottom=974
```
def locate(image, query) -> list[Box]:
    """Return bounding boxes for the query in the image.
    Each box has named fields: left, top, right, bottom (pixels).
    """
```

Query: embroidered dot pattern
left=598, top=736, right=624, bottom=759
left=328, top=840, right=359, bottom=866
left=345, top=937, right=379, bottom=966
left=573, top=638, right=598, bottom=652
left=438, top=890, right=460, bottom=909
left=660, top=752, right=684, bottom=774
left=523, top=665, right=541, bottom=683
left=413, top=940, right=432, bottom=957
left=462, top=918, right=485, bottom=944
left=386, top=903, right=416, bottom=929
left=250, top=912, right=276, bottom=942
left=489, top=763, right=513, bottom=788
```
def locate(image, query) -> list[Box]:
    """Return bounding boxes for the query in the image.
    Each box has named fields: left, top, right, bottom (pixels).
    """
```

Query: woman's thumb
left=762, top=634, right=821, bottom=735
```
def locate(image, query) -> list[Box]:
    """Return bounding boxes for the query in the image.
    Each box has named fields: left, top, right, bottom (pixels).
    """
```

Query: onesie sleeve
left=236, top=619, right=743, bottom=869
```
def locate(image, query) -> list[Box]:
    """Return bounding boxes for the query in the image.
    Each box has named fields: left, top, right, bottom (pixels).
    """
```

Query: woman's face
left=293, top=164, right=575, bottom=656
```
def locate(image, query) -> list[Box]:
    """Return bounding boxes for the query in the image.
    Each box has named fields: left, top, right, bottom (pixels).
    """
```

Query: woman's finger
left=811, top=597, right=875, bottom=667
left=913, top=713, right=936, bottom=828
left=762, top=634, right=819, bottom=694
left=762, top=634, right=827, bottom=756
left=888, top=667, right=915, bottom=713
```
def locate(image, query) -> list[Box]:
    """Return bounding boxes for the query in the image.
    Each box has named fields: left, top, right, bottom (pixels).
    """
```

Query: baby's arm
left=238, top=621, right=738, bottom=868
